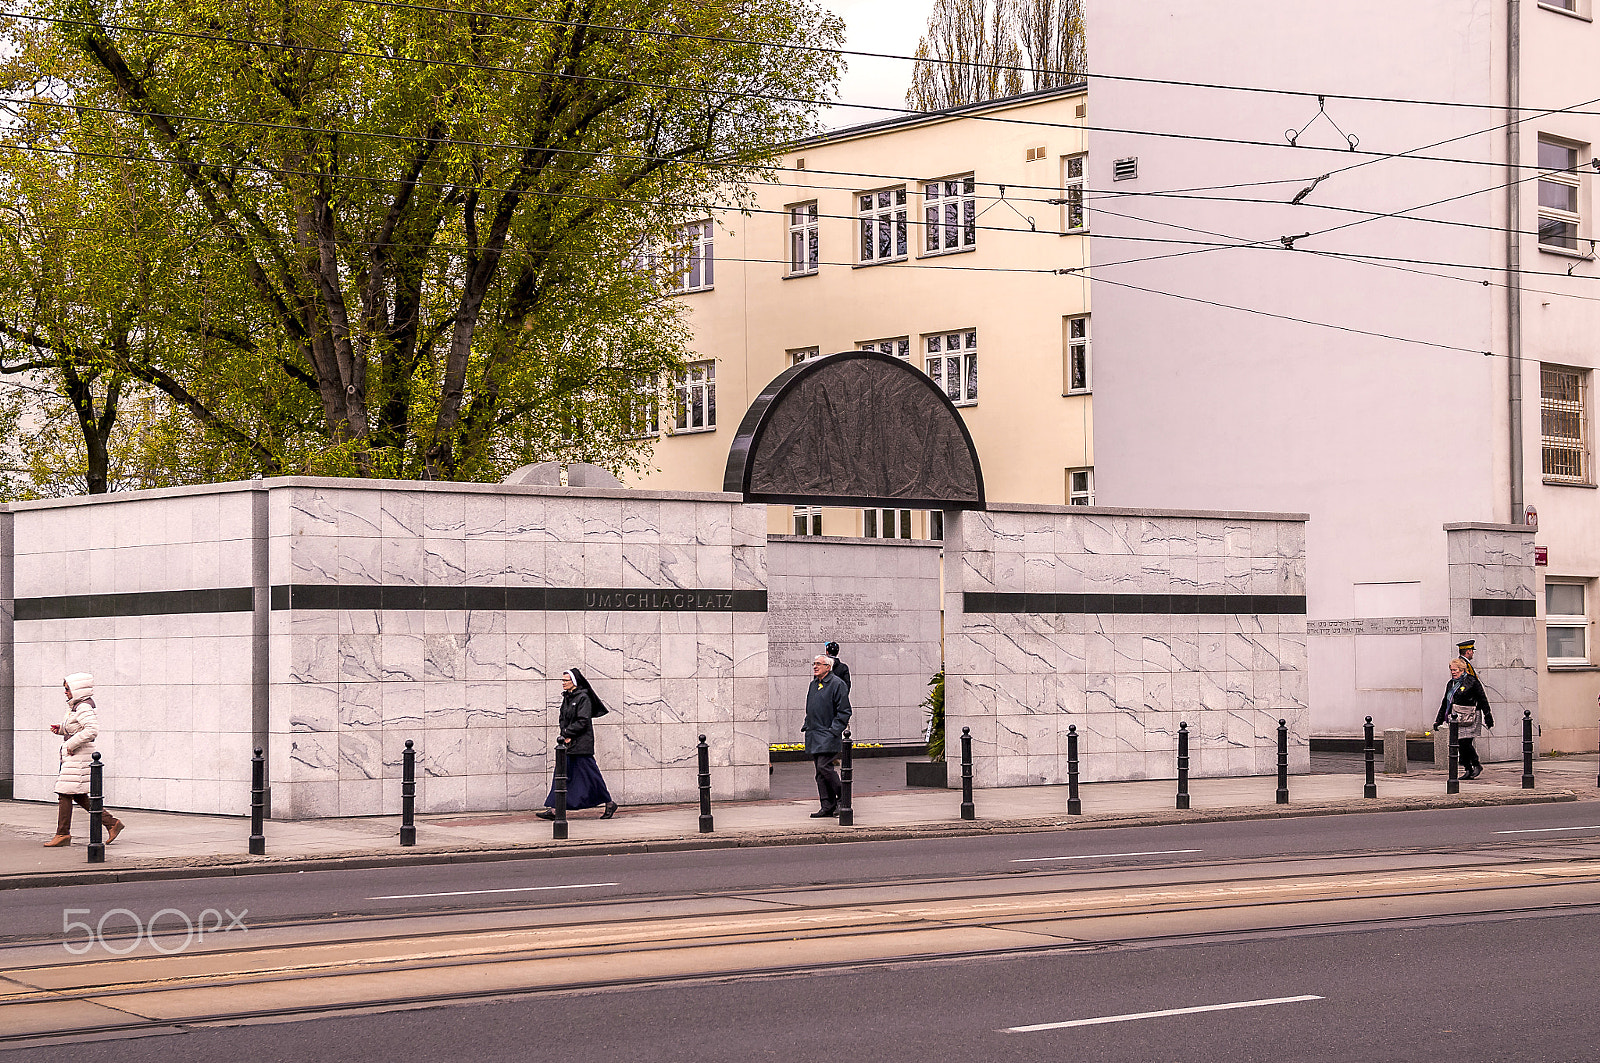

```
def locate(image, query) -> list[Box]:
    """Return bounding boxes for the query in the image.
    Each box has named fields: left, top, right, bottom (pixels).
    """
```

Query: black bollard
left=1275, top=718, right=1289, bottom=805
left=1522, top=710, right=1536, bottom=790
left=697, top=734, right=714, bottom=834
left=1363, top=716, right=1377, bottom=799
left=1176, top=722, right=1190, bottom=811
left=87, top=753, right=105, bottom=864
left=839, top=730, right=855, bottom=827
left=1066, top=724, right=1082, bottom=816
left=400, top=740, right=417, bottom=846
left=1447, top=720, right=1460, bottom=796
left=959, top=726, right=975, bottom=821
left=249, top=747, right=266, bottom=855
left=552, top=745, right=569, bottom=841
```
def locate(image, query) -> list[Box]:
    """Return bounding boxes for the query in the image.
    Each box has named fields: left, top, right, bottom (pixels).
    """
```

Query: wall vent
left=1075, top=103, right=1086, bottom=118
left=1025, top=145, right=1047, bottom=163
left=795, top=157, right=806, bottom=170
left=1112, top=157, right=1139, bottom=181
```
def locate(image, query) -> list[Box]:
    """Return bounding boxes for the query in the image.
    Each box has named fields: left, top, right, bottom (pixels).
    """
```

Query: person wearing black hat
left=537, top=667, right=618, bottom=820
left=824, top=641, right=851, bottom=691
left=1436, top=656, right=1493, bottom=780
left=1456, top=639, right=1478, bottom=677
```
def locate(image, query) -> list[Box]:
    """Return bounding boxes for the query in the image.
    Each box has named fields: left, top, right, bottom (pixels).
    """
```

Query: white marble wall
left=766, top=536, right=943, bottom=748
left=267, top=481, right=770, bottom=818
left=1446, top=524, right=1538, bottom=762
left=946, top=505, right=1311, bottom=788
left=9, top=487, right=258, bottom=814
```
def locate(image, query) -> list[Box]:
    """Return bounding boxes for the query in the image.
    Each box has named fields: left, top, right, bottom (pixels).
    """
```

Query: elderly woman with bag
left=536, top=668, right=618, bottom=821
left=1436, top=656, right=1494, bottom=781
left=44, top=672, right=126, bottom=847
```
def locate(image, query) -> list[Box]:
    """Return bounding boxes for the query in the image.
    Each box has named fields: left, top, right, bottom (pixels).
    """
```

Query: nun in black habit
left=538, top=667, right=618, bottom=819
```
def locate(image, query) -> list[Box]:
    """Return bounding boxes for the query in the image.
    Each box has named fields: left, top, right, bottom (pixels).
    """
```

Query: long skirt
left=545, top=754, right=613, bottom=810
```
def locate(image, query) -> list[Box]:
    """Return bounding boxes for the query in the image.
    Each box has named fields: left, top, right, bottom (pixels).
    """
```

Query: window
left=925, top=330, right=978, bottom=406
left=667, top=221, right=714, bottom=293
left=1547, top=580, right=1590, bottom=665
left=859, top=337, right=911, bottom=360
left=1537, top=138, right=1582, bottom=252
left=923, top=176, right=976, bottom=255
left=929, top=510, right=944, bottom=541
left=858, top=187, right=908, bottom=263
left=1064, top=314, right=1090, bottom=393
left=673, top=361, right=716, bottom=432
left=789, top=346, right=821, bottom=366
left=1062, top=153, right=1087, bottom=233
left=1541, top=365, right=1590, bottom=483
left=864, top=508, right=913, bottom=539
left=1067, top=467, right=1095, bottom=505
left=787, top=202, right=818, bottom=276
left=621, top=375, right=660, bottom=439
left=793, top=506, right=823, bottom=536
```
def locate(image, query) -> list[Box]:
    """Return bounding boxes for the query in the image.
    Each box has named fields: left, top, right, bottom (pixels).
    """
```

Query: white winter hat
left=64, top=673, right=95, bottom=701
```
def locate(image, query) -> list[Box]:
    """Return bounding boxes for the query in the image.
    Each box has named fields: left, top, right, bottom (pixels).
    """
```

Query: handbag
left=1449, top=703, right=1479, bottom=729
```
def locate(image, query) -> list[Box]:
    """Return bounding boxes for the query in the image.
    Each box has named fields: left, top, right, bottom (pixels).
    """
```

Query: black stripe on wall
left=269, top=584, right=768, bottom=613
left=1470, top=597, right=1536, bottom=618
left=963, top=591, right=1308, bottom=615
left=14, top=588, right=253, bottom=621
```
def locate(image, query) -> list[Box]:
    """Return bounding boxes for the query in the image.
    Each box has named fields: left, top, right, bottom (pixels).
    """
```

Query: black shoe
left=810, top=808, right=838, bottom=818
left=535, top=809, right=556, bottom=820
left=600, top=802, right=617, bottom=819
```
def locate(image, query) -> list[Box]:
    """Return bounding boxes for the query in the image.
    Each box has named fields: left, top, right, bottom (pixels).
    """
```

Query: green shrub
left=922, top=670, right=946, bottom=762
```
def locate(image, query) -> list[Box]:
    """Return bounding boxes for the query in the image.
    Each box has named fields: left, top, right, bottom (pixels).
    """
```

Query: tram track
left=5, top=851, right=1600, bottom=1044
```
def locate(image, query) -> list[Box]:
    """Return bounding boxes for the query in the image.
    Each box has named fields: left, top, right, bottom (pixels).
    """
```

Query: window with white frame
left=925, top=330, right=978, bottom=406
left=864, top=508, right=913, bottom=539
left=923, top=175, right=976, bottom=255
left=673, top=361, right=716, bottom=432
left=1062, top=153, right=1087, bottom=233
left=789, top=346, right=822, bottom=366
left=793, top=506, right=823, bottom=536
left=1537, top=137, right=1583, bottom=252
left=858, top=187, right=908, bottom=263
left=787, top=202, right=818, bottom=276
left=1541, top=365, right=1591, bottom=483
left=620, top=374, right=660, bottom=439
left=859, top=337, right=911, bottom=359
left=667, top=220, right=715, bottom=293
left=1546, top=580, right=1590, bottom=665
left=1065, top=314, right=1090, bottom=393
left=1067, top=467, right=1095, bottom=505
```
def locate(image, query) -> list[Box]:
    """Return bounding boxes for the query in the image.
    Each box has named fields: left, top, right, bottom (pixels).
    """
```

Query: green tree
left=3, top=0, right=844, bottom=485
left=907, top=0, right=1084, bottom=111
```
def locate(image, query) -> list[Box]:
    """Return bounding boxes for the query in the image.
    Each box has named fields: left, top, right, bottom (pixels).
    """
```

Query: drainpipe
left=1507, top=0, right=1525, bottom=524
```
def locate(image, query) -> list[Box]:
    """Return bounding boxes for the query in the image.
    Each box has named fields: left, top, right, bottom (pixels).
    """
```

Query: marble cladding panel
left=1445, top=527, right=1537, bottom=763
left=946, top=509, right=1311, bottom=788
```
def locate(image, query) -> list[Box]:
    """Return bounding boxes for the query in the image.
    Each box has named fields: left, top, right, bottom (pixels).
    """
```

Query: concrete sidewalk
left=2, top=755, right=1594, bottom=889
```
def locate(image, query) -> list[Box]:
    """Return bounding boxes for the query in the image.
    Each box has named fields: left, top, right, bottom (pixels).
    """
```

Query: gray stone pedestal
left=1383, top=729, right=1407, bottom=774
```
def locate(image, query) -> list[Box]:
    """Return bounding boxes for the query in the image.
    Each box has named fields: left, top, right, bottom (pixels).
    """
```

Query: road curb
left=1, top=788, right=1580, bottom=891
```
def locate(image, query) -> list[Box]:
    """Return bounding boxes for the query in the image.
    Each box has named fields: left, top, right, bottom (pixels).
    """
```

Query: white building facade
left=1087, top=0, right=1599, bottom=749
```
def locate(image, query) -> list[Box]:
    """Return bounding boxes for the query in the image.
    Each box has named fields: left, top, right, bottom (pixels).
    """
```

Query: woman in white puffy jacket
left=45, top=673, right=125, bottom=847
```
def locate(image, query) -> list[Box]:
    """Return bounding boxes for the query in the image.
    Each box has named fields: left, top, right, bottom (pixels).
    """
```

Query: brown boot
left=104, top=818, right=124, bottom=844
left=43, top=834, right=71, bottom=847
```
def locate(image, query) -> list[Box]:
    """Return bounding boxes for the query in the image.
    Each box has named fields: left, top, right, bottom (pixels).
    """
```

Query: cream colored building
left=625, top=86, right=1093, bottom=539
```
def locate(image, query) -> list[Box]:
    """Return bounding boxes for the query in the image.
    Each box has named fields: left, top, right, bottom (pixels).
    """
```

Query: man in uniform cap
left=1457, top=639, right=1477, bottom=677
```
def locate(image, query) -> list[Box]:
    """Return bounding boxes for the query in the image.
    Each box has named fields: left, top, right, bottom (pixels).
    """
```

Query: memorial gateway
left=0, top=353, right=1533, bottom=816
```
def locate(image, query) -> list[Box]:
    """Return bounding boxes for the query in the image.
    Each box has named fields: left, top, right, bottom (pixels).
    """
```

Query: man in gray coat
left=803, top=654, right=852, bottom=818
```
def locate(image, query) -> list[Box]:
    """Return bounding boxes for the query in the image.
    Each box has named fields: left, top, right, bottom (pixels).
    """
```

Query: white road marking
left=1007, top=995, right=1324, bottom=1032
left=1010, top=848, right=1203, bottom=863
left=369, top=883, right=619, bottom=900
left=1493, top=825, right=1600, bottom=835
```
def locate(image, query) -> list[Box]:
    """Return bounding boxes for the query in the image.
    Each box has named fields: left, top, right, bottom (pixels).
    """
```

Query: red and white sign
left=1535, top=546, right=1548, bottom=567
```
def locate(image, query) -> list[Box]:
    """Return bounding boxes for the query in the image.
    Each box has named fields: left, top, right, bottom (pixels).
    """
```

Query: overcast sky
left=821, top=0, right=938, bottom=130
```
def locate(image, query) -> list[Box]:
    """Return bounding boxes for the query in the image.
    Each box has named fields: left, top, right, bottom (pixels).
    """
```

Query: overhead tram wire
left=330, top=0, right=1600, bottom=118
left=7, top=10, right=1598, bottom=176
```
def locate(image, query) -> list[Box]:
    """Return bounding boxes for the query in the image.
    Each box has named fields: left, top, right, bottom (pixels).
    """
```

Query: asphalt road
left=6, top=801, right=1600, bottom=1060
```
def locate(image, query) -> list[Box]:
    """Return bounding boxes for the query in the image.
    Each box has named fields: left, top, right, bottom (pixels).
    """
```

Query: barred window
left=1541, top=365, right=1590, bottom=484
left=923, top=176, right=976, bottom=254
left=859, top=187, right=908, bottom=263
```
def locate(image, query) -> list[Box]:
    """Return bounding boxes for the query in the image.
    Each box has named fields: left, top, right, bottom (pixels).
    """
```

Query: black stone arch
left=723, top=349, right=986, bottom=509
